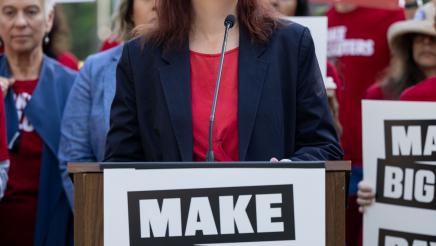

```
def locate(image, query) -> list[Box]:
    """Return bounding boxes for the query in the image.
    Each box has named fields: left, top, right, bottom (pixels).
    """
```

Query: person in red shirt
left=105, top=0, right=343, bottom=164
left=0, top=5, right=79, bottom=71
left=358, top=3, right=435, bottom=244
left=327, top=4, right=405, bottom=246
left=0, top=0, right=77, bottom=245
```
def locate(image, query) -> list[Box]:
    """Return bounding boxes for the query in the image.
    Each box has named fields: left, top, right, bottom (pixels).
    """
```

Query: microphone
left=206, top=15, right=236, bottom=162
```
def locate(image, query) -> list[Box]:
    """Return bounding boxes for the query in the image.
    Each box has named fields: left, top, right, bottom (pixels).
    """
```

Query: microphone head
left=224, top=15, right=236, bottom=29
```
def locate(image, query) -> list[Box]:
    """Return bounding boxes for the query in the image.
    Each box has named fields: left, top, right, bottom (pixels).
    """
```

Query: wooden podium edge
left=68, top=160, right=351, bottom=173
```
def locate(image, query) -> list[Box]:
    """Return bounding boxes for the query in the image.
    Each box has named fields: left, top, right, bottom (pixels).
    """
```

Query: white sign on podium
left=103, top=163, right=325, bottom=246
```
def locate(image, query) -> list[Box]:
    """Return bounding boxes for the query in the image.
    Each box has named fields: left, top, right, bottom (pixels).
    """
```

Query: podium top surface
left=68, top=161, right=351, bottom=174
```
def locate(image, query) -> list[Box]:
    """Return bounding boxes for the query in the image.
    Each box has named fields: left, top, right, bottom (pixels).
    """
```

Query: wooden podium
left=69, top=161, right=350, bottom=246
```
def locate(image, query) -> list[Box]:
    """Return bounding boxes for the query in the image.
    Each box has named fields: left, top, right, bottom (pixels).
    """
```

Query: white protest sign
left=104, top=163, right=325, bottom=246
left=363, top=100, right=436, bottom=246
left=285, top=17, right=332, bottom=88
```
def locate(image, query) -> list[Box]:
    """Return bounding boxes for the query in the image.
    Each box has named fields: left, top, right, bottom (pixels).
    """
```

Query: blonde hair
left=112, top=0, right=134, bottom=42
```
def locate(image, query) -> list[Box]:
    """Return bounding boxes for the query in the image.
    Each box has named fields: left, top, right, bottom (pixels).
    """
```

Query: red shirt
left=57, top=51, right=80, bottom=71
left=0, top=79, right=43, bottom=245
left=100, top=38, right=121, bottom=52
left=365, top=84, right=387, bottom=100
left=190, top=48, right=239, bottom=162
left=327, top=7, right=405, bottom=167
left=400, top=77, right=436, bottom=101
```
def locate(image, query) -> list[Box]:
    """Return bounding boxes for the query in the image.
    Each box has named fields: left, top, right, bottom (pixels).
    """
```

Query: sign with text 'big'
left=103, top=163, right=325, bottom=246
left=363, top=101, right=436, bottom=246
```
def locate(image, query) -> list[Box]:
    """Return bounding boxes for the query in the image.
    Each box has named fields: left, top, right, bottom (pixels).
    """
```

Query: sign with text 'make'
left=103, top=163, right=325, bottom=246
left=363, top=101, right=436, bottom=246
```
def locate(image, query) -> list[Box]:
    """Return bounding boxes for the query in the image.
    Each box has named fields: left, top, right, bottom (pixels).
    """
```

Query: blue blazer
left=105, top=22, right=343, bottom=162
left=59, top=45, right=122, bottom=207
left=0, top=55, right=76, bottom=246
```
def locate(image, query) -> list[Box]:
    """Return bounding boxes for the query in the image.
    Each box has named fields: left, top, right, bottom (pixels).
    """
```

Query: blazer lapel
left=0, top=57, right=20, bottom=148
left=103, top=46, right=122, bottom=113
left=25, top=57, right=61, bottom=156
left=238, top=27, right=269, bottom=161
left=158, top=44, right=193, bottom=161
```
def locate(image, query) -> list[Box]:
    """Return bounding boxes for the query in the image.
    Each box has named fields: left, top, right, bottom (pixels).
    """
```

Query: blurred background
left=60, top=0, right=335, bottom=60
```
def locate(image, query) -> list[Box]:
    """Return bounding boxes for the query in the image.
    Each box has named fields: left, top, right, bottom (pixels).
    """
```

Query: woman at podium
left=105, top=0, right=343, bottom=162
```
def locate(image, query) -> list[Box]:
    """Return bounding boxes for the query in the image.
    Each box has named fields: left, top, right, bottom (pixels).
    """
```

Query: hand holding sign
left=357, top=181, right=375, bottom=213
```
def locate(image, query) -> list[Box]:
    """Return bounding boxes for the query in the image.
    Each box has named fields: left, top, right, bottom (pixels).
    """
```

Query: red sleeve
left=100, top=39, right=121, bottom=52
left=0, top=90, right=9, bottom=161
left=327, top=62, right=341, bottom=87
left=56, top=52, right=80, bottom=71
left=365, top=84, right=385, bottom=100
left=400, top=78, right=436, bottom=101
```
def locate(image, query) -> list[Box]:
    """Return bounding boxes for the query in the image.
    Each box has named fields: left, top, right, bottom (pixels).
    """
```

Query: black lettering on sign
left=384, top=120, right=436, bottom=162
left=127, top=185, right=295, bottom=246
left=376, top=159, right=436, bottom=210
left=379, top=228, right=436, bottom=246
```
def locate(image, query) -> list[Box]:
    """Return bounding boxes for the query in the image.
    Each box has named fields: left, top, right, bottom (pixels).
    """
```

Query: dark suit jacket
left=105, top=21, right=343, bottom=162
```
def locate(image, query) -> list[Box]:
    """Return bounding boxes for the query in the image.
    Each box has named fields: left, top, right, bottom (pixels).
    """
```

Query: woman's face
left=132, top=0, right=157, bottom=27
left=267, top=0, right=297, bottom=16
left=0, top=0, right=53, bottom=54
left=413, top=34, right=436, bottom=73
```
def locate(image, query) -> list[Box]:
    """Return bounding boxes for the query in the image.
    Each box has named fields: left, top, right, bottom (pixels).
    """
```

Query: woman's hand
left=0, top=77, right=15, bottom=98
left=357, top=181, right=375, bottom=213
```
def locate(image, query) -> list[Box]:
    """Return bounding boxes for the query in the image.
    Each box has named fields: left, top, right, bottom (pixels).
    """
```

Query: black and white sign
left=363, top=101, right=436, bottom=246
left=103, top=163, right=326, bottom=246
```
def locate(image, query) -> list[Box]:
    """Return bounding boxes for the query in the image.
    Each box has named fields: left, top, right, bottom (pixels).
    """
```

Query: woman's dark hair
left=148, top=0, right=279, bottom=50
left=379, top=34, right=426, bottom=99
left=295, top=0, right=309, bottom=16
left=43, top=5, right=71, bottom=58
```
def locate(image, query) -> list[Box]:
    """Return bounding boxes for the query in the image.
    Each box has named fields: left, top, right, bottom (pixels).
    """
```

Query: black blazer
left=105, top=21, right=343, bottom=162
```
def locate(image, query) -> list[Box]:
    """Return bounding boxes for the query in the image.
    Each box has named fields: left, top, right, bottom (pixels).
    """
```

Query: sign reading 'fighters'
left=127, top=185, right=295, bottom=245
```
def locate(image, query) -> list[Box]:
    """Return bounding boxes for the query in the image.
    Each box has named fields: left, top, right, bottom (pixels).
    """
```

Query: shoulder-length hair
left=148, top=0, right=279, bottom=50
left=379, top=34, right=426, bottom=99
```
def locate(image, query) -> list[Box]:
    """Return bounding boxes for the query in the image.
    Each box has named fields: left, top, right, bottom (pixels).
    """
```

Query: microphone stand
left=206, top=15, right=236, bottom=162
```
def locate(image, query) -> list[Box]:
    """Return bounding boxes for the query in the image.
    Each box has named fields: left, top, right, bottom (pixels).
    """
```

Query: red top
left=327, top=61, right=342, bottom=89
left=365, top=84, right=386, bottom=100
left=100, top=38, right=121, bottom=52
left=0, top=90, right=8, bottom=161
left=327, top=7, right=405, bottom=167
left=400, top=77, right=436, bottom=101
left=190, top=48, right=239, bottom=162
left=0, top=79, right=43, bottom=245
left=57, top=51, right=80, bottom=71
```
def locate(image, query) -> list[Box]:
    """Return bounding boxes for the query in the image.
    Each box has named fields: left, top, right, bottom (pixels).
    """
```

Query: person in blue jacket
left=58, top=0, right=157, bottom=208
left=0, top=0, right=76, bottom=245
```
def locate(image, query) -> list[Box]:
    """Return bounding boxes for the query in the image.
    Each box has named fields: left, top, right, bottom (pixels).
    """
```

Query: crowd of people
left=0, top=0, right=434, bottom=245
